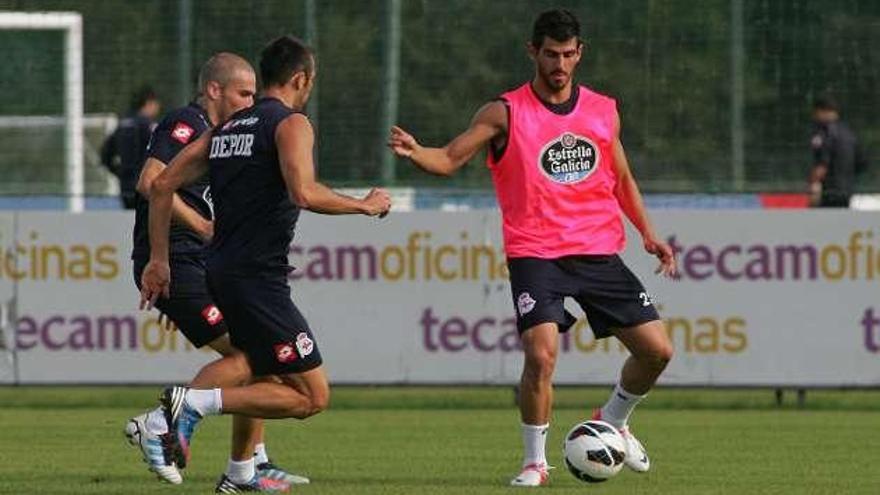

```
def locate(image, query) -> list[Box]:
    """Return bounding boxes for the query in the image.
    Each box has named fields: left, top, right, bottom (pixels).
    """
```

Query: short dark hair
left=531, top=9, right=582, bottom=48
left=813, top=94, right=839, bottom=112
left=259, top=35, right=314, bottom=88
left=131, top=86, right=157, bottom=111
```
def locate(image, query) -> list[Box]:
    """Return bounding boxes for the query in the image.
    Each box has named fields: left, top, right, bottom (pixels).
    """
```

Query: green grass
left=0, top=387, right=878, bottom=494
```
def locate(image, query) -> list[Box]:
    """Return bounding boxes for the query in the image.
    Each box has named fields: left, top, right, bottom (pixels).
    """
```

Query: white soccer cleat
left=591, top=408, right=650, bottom=473
left=124, top=413, right=183, bottom=484
left=214, top=473, right=290, bottom=493
left=510, top=463, right=549, bottom=487
left=257, top=461, right=310, bottom=485
left=619, top=426, right=650, bottom=473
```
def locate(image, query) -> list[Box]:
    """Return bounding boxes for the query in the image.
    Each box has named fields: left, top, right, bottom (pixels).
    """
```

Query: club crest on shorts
left=273, top=343, right=299, bottom=363
left=517, top=292, right=537, bottom=316
left=537, top=132, right=599, bottom=184
left=295, top=332, right=314, bottom=357
left=200, top=304, right=223, bottom=326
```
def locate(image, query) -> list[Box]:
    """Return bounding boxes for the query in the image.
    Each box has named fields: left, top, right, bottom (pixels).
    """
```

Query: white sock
left=521, top=423, right=549, bottom=468
left=600, top=383, right=645, bottom=429
left=146, top=407, right=168, bottom=435
left=185, top=388, right=223, bottom=416
left=254, top=443, right=269, bottom=465
left=226, top=457, right=255, bottom=484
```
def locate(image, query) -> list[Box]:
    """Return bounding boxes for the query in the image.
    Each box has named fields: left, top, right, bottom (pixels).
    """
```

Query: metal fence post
left=178, top=0, right=193, bottom=106
left=379, top=0, right=401, bottom=185
left=730, top=0, right=745, bottom=191
left=305, top=0, right=319, bottom=130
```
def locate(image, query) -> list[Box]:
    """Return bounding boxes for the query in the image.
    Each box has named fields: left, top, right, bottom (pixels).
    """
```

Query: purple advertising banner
left=2, top=210, right=878, bottom=386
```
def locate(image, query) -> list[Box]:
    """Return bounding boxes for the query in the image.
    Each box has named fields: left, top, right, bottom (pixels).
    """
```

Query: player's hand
left=198, top=219, right=214, bottom=242
left=157, top=312, right=175, bottom=331
left=140, top=259, right=170, bottom=310
left=644, top=236, right=676, bottom=277
left=363, top=187, right=392, bottom=217
left=388, top=126, right=420, bottom=158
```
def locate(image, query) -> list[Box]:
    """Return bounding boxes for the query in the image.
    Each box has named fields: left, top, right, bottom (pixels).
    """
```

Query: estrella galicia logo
left=538, top=132, right=599, bottom=184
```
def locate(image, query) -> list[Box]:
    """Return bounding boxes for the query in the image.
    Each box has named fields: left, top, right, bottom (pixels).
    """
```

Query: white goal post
left=0, top=12, right=83, bottom=212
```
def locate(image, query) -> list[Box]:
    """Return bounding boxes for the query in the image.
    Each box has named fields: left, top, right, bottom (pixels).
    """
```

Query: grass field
left=0, top=387, right=878, bottom=494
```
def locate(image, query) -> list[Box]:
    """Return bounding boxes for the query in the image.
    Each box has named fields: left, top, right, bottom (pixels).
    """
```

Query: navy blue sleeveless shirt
left=207, top=97, right=300, bottom=274
left=132, top=102, right=213, bottom=260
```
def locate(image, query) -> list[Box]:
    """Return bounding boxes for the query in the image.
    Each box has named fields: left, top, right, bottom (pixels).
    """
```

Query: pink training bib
left=488, top=83, right=625, bottom=258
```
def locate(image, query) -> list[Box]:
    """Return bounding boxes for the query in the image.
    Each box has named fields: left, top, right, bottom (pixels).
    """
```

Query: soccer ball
left=562, top=420, right=627, bottom=483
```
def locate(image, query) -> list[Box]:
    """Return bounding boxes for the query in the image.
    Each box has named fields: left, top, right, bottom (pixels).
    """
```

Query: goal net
left=0, top=12, right=85, bottom=211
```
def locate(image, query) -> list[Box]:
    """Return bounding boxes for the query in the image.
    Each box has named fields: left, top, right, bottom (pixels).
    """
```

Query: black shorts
left=133, top=255, right=229, bottom=348
left=207, top=269, right=323, bottom=376
left=507, top=255, right=660, bottom=339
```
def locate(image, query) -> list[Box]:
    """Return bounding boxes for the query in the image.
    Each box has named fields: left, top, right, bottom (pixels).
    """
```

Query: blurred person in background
left=808, top=94, right=868, bottom=208
left=100, top=86, right=161, bottom=209
left=389, top=9, right=675, bottom=487
left=125, top=53, right=308, bottom=492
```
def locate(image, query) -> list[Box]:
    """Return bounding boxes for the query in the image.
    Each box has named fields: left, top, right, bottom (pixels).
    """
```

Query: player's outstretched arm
left=278, top=114, right=391, bottom=216
left=611, top=115, right=676, bottom=277
left=140, top=133, right=211, bottom=309
left=388, top=101, right=507, bottom=176
left=137, top=157, right=213, bottom=241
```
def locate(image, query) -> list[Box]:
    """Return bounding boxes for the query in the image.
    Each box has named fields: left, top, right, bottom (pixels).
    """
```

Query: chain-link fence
left=0, top=0, right=877, bottom=198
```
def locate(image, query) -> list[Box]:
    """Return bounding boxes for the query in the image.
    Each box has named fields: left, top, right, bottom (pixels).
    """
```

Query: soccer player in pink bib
left=389, top=9, right=676, bottom=487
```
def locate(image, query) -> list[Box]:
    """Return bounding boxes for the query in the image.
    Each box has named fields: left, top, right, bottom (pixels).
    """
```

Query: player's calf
left=160, top=386, right=220, bottom=468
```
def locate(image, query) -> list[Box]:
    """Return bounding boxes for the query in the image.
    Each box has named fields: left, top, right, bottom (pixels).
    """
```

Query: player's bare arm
left=611, top=115, right=676, bottom=277
left=388, top=100, right=507, bottom=176
left=136, top=157, right=214, bottom=241
left=140, top=132, right=211, bottom=309
left=278, top=113, right=391, bottom=216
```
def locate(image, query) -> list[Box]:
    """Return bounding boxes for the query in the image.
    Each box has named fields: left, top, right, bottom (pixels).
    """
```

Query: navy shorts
left=133, top=255, right=228, bottom=348
left=507, top=255, right=660, bottom=339
left=207, top=269, right=323, bottom=376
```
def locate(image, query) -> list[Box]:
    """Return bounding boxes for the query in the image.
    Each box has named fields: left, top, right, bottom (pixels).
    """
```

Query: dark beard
left=539, top=70, right=568, bottom=92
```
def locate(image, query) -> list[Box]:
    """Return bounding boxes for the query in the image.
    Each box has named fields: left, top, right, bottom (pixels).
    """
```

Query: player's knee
left=658, top=342, right=674, bottom=365
left=525, top=348, right=557, bottom=379
left=640, top=341, right=673, bottom=371
left=654, top=332, right=675, bottom=367
left=293, top=395, right=328, bottom=419
left=309, top=389, right=330, bottom=415
left=289, top=382, right=329, bottom=419
left=229, top=353, right=253, bottom=384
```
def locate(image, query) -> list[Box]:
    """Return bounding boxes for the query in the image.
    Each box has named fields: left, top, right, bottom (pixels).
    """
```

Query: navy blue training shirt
left=811, top=120, right=868, bottom=199
left=207, top=97, right=300, bottom=274
left=131, top=102, right=213, bottom=260
left=100, top=112, right=155, bottom=206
